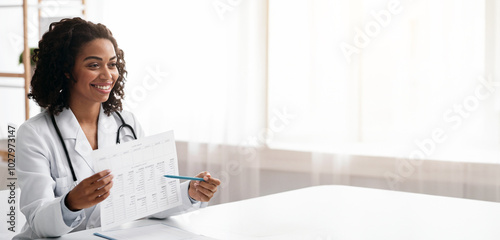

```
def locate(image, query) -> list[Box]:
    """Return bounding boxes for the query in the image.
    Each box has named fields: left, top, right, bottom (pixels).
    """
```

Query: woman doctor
left=14, top=17, right=221, bottom=239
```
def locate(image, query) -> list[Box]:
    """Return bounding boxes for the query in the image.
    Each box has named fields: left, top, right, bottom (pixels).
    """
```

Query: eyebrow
left=83, top=56, right=117, bottom=61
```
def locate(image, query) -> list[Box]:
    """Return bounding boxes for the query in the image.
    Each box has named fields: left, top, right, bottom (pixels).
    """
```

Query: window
left=268, top=0, right=499, bottom=161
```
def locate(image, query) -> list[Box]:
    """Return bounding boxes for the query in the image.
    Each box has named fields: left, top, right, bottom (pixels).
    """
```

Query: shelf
left=0, top=0, right=86, bottom=120
left=0, top=85, right=24, bottom=89
left=0, top=73, right=25, bottom=78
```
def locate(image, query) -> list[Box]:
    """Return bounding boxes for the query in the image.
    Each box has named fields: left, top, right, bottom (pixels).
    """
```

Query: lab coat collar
left=55, top=105, right=116, bottom=139
left=97, top=105, right=117, bottom=134
left=97, top=107, right=119, bottom=149
left=54, top=107, right=81, bottom=140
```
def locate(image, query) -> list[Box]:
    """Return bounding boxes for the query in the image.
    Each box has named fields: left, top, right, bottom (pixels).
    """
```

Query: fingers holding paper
left=188, top=171, right=221, bottom=202
left=65, top=169, right=114, bottom=211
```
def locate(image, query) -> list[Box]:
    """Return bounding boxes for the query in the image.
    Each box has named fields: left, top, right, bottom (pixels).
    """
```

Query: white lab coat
left=14, top=106, right=206, bottom=240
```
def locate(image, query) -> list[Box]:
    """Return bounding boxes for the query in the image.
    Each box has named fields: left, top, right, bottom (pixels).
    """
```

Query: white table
left=39, top=185, right=500, bottom=240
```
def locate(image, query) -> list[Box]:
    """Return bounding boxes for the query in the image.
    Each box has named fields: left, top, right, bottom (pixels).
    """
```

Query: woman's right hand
left=65, top=169, right=114, bottom=211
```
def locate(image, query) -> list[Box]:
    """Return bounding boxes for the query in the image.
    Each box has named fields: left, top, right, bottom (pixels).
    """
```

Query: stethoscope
left=50, top=111, right=137, bottom=182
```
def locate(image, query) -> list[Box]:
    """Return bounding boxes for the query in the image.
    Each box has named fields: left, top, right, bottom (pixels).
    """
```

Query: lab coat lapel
left=55, top=108, right=94, bottom=179
left=55, top=108, right=80, bottom=140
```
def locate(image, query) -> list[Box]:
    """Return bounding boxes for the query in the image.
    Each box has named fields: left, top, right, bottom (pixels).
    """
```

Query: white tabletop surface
left=39, top=185, right=500, bottom=240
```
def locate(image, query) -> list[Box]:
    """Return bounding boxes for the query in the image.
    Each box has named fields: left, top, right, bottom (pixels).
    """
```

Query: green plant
left=18, top=48, right=38, bottom=66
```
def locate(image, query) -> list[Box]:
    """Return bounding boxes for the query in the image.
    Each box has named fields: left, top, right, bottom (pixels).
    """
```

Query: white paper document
left=93, top=131, right=182, bottom=231
left=94, top=224, right=217, bottom=240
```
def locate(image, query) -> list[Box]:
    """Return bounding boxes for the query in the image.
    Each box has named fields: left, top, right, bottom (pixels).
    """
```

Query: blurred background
left=1, top=0, right=500, bottom=205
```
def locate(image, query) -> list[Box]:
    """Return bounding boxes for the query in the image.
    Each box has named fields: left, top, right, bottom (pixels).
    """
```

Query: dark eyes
left=87, top=62, right=117, bottom=69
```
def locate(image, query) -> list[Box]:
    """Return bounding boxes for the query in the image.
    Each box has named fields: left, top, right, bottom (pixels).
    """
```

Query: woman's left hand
left=188, top=171, right=221, bottom=202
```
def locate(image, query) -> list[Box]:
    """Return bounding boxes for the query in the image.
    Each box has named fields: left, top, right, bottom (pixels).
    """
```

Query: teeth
left=92, top=85, right=111, bottom=90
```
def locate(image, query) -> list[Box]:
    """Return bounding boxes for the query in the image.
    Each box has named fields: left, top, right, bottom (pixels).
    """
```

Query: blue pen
left=94, top=232, right=117, bottom=240
left=164, top=175, right=205, bottom=182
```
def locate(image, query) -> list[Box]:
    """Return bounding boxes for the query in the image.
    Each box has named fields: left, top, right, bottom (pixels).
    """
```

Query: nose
left=100, top=67, right=113, bottom=80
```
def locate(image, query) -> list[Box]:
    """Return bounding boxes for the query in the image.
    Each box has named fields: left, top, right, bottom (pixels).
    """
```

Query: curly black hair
left=28, top=17, right=127, bottom=116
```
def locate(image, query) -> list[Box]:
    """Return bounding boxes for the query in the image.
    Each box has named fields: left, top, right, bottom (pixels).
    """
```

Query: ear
left=65, top=73, right=76, bottom=82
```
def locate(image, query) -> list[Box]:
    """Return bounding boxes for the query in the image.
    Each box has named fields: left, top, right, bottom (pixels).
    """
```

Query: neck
left=70, top=102, right=100, bottom=126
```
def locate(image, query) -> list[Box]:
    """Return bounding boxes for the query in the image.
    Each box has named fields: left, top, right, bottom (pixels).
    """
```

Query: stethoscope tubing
left=51, top=114, right=78, bottom=182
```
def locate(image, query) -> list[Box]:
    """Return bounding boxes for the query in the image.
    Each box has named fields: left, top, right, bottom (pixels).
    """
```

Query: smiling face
left=69, top=38, right=119, bottom=109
